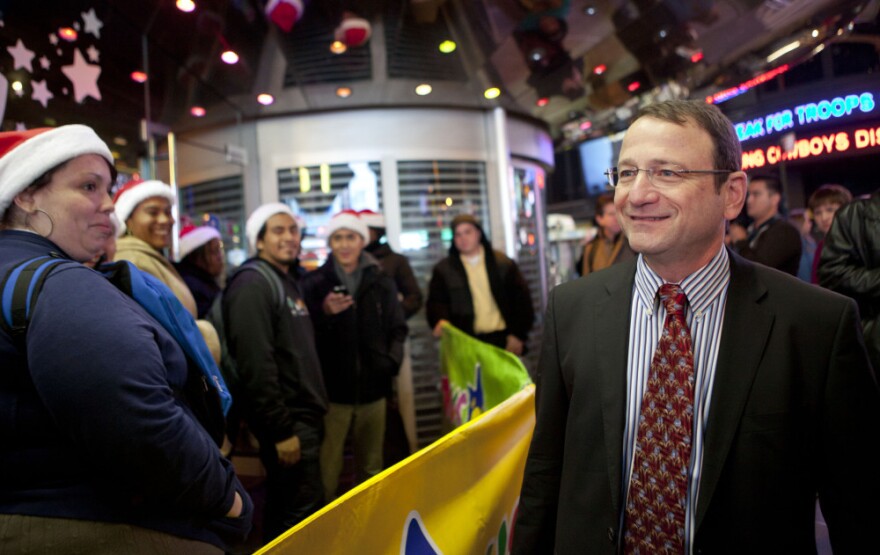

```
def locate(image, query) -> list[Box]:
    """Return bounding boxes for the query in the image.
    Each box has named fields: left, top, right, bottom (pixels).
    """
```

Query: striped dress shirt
left=621, top=246, right=731, bottom=554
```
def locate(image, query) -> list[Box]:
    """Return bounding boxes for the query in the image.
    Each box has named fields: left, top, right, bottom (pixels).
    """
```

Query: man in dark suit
left=513, top=100, right=880, bottom=554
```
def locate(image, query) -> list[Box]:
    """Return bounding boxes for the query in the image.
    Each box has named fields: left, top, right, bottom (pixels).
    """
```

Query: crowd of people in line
left=0, top=127, right=535, bottom=553
left=2, top=98, right=878, bottom=554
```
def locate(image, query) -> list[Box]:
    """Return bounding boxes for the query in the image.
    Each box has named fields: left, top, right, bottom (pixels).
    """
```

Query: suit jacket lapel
left=595, top=260, right=637, bottom=515
left=694, top=252, right=774, bottom=529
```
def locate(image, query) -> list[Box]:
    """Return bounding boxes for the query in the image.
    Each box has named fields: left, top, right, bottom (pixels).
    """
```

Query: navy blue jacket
left=0, top=230, right=252, bottom=550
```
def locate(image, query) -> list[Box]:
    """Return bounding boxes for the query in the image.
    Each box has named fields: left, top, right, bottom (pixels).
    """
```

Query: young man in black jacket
left=223, top=202, right=328, bottom=542
left=426, top=214, right=535, bottom=355
left=300, top=210, right=408, bottom=501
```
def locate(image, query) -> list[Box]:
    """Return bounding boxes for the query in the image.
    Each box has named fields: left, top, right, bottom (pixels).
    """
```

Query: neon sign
left=706, top=65, right=790, bottom=104
left=741, top=125, right=880, bottom=170
left=734, top=92, right=875, bottom=142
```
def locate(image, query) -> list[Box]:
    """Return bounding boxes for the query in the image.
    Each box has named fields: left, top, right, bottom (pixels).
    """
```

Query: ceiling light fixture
left=221, top=49, right=239, bottom=64
left=766, top=40, right=800, bottom=63
left=593, top=64, right=607, bottom=75
left=627, top=81, right=641, bottom=92
left=130, top=70, right=148, bottom=83
left=58, top=27, right=77, bottom=42
left=484, top=87, right=501, bottom=99
left=690, top=51, right=704, bottom=63
left=811, top=29, right=819, bottom=38
left=330, top=40, right=347, bottom=54
left=439, top=40, right=456, bottom=54
left=584, top=6, right=597, bottom=16
left=415, top=84, right=432, bottom=96
left=257, top=93, right=274, bottom=105
left=536, top=97, right=549, bottom=107
left=176, top=0, right=196, bottom=13
left=336, top=87, right=352, bottom=98
left=190, top=106, right=206, bottom=117
left=11, top=81, right=22, bottom=93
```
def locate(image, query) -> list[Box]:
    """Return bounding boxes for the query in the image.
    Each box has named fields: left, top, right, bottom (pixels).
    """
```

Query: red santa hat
left=245, top=202, right=295, bottom=252
left=0, top=125, right=113, bottom=216
left=334, top=12, right=371, bottom=47
left=179, top=224, right=222, bottom=260
left=358, top=209, right=385, bottom=229
left=265, top=0, right=304, bottom=33
left=113, top=179, right=176, bottom=236
left=325, top=209, right=369, bottom=243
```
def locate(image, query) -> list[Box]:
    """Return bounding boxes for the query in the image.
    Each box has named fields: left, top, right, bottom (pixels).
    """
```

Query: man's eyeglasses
left=604, top=166, right=733, bottom=188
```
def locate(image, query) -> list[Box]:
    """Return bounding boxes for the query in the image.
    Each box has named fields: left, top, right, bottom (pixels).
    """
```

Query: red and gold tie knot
left=658, top=284, right=686, bottom=318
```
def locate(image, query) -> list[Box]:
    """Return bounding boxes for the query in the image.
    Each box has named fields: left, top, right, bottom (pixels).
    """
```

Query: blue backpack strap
left=97, top=260, right=233, bottom=417
left=1, top=255, right=74, bottom=349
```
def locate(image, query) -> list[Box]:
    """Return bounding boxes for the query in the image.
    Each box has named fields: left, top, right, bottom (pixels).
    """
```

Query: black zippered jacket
left=300, top=255, right=408, bottom=404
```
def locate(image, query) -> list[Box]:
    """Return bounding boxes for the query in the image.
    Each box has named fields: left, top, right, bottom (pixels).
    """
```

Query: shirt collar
left=634, top=246, right=730, bottom=315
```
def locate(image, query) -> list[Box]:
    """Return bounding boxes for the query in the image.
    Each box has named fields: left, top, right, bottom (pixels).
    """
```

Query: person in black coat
left=300, top=211, right=407, bottom=501
left=176, top=224, right=224, bottom=318
left=426, top=214, right=535, bottom=355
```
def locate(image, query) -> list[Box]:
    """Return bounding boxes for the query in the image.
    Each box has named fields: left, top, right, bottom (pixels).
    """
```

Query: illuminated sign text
left=735, top=92, right=875, bottom=142
left=741, top=125, right=880, bottom=170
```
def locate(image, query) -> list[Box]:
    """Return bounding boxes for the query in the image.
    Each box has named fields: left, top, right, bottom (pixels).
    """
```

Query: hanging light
left=176, top=0, right=196, bottom=13
left=439, top=40, right=456, bottom=54
left=257, top=93, right=275, bottom=105
left=58, top=27, right=77, bottom=42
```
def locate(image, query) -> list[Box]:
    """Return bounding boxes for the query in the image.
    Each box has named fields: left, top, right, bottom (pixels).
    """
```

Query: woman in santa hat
left=0, top=125, right=252, bottom=552
left=176, top=223, right=225, bottom=318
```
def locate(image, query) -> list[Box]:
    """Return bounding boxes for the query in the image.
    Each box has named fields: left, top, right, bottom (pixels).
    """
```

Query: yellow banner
left=257, top=385, right=536, bottom=555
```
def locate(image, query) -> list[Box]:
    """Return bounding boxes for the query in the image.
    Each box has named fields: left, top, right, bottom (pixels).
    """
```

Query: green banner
left=440, top=322, right=532, bottom=426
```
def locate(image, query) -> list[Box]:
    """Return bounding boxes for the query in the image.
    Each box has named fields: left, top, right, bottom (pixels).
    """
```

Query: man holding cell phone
left=300, top=210, right=408, bottom=502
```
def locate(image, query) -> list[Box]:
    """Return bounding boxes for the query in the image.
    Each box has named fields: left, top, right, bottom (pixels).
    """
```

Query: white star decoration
left=86, top=45, right=100, bottom=62
left=39, top=56, right=50, bottom=70
left=82, top=8, right=103, bottom=38
left=31, top=79, right=53, bottom=108
left=7, top=39, right=35, bottom=72
left=61, top=48, right=102, bottom=103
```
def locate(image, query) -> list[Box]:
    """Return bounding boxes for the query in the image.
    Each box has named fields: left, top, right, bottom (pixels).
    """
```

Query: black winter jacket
left=301, top=255, right=408, bottom=405
left=366, top=241, right=424, bottom=319
left=425, top=226, right=535, bottom=342
left=223, top=258, right=328, bottom=443
left=819, top=190, right=880, bottom=370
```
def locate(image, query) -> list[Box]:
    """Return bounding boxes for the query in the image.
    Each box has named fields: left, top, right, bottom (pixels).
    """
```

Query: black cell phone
left=332, top=285, right=349, bottom=295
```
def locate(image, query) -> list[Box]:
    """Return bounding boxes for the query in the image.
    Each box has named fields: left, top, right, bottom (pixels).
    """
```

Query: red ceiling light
left=58, top=27, right=77, bottom=42
left=627, top=81, right=641, bottom=92
left=190, top=106, right=206, bottom=117
left=593, top=64, right=607, bottom=75
left=130, top=70, right=148, bottom=83
left=690, top=51, right=704, bottom=63
left=536, top=97, right=549, bottom=107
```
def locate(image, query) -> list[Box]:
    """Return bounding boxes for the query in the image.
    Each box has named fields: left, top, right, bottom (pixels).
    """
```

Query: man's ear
left=723, top=171, right=747, bottom=221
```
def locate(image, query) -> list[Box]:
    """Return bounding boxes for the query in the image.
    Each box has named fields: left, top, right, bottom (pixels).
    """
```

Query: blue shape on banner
left=403, top=511, right=442, bottom=555
left=468, top=363, right=484, bottom=420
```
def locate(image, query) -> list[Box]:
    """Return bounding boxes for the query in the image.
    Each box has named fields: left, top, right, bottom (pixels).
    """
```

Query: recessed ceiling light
left=627, top=81, right=641, bottom=92
left=221, top=50, right=239, bottom=64
left=439, top=40, right=456, bottom=54
left=58, top=27, right=77, bottom=42
left=584, top=6, right=597, bottom=16
left=330, top=41, right=347, bottom=54
left=190, top=106, right=206, bottom=117
left=484, top=87, right=501, bottom=99
left=336, top=87, right=352, bottom=98
left=536, top=97, right=549, bottom=107
left=593, top=64, right=607, bottom=75
left=130, top=70, right=148, bottom=83
left=176, top=0, right=195, bottom=13
left=257, top=93, right=274, bottom=105
left=811, top=29, right=819, bottom=38
left=415, top=84, right=432, bottom=96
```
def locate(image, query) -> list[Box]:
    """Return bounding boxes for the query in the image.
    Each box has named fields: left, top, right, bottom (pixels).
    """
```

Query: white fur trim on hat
left=325, top=211, right=369, bottom=244
left=113, top=180, right=176, bottom=237
left=245, top=202, right=295, bottom=252
left=358, top=210, right=385, bottom=229
left=0, top=125, right=113, bottom=216
left=179, top=225, right=222, bottom=260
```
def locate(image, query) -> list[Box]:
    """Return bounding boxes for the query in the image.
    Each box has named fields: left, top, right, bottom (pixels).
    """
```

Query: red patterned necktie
left=623, top=283, right=695, bottom=554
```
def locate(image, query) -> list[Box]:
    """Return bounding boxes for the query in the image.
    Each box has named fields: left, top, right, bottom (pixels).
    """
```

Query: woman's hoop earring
left=25, top=208, right=55, bottom=238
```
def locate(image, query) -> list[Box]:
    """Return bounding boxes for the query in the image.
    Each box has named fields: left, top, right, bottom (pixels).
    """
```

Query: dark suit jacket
left=513, top=251, right=880, bottom=554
